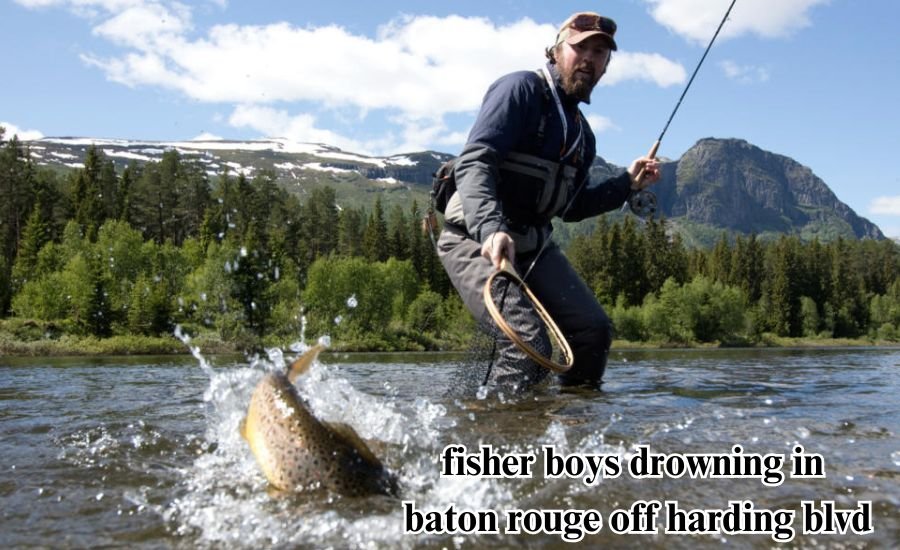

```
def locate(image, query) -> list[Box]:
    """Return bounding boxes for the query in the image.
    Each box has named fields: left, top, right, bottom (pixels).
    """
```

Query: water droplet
left=476, top=386, right=489, bottom=400
left=334, top=315, right=343, bottom=325
left=96, top=493, right=104, bottom=501
left=892, top=451, right=900, bottom=466
left=346, top=294, right=358, bottom=308
left=795, top=427, right=811, bottom=439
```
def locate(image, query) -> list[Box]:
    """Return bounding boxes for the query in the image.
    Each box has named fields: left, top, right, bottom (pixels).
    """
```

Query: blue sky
left=2, top=0, right=899, bottom=238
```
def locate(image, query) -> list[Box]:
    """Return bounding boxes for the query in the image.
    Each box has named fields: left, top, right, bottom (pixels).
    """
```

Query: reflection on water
left=0, top=348, right=898, bottom=548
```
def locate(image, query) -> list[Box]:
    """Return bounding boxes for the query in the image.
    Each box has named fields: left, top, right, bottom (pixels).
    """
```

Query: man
left=437, top=11, right=661, bottom=391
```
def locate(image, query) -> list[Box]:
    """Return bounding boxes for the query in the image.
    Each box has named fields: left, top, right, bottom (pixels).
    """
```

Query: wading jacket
left=451, top=62, right=634, bottom=249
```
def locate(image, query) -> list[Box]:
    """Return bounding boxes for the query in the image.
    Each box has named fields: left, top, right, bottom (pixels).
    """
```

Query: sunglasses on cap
left=568, top=13, right=617, bottom=35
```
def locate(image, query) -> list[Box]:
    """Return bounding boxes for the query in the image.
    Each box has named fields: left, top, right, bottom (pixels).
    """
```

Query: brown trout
left=240, top=344, right=397, bottom=496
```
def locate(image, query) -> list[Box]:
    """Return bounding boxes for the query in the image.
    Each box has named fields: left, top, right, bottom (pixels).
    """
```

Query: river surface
left=1, top=347, right=898, bottom=548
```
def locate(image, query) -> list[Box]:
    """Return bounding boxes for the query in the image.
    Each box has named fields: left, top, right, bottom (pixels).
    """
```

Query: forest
left=1, top=127, right=898, bottom=353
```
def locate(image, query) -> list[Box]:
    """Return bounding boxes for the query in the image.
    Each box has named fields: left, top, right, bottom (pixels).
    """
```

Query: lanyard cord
left=540, top=66, right=583, bottom=161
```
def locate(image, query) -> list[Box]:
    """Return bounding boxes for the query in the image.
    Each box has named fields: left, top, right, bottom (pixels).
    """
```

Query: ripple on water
left=1, top=348, right=898, bottom=548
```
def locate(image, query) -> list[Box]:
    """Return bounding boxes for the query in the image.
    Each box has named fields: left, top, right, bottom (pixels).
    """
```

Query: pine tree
left=730, top=233, right=764, bottom=303
left=338, top=206, right=365, bottom=258
left=72, top=146, right=106, bottom=241
left=765, top=236, right=803, bottom=336
left=362, top=196, right=388, bottom=262
left=708, top=232, right=732, bottom=285
left=1, top=134, right=37, bottom=266
left=826, top=237, right=867, bottom=337
left=387, top=203, right=410, bottom=259
left=10, top=202, right=50, bottom=291
left=618, top=216, right=648, bottom=306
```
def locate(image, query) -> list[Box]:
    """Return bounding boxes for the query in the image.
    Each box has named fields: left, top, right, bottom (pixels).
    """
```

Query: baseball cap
left=555, top=12, right=618, bottom=51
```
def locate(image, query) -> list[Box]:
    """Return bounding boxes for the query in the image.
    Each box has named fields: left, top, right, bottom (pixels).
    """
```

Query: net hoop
left=482, top=259, right=574, bottom=373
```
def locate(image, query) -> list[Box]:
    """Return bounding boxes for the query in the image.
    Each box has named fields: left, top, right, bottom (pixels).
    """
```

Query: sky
left=2, top=0, right=899, bottom=238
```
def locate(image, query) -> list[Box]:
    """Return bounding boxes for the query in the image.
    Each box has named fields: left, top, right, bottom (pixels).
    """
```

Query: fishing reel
left=627, top=189, right=657, bottom=218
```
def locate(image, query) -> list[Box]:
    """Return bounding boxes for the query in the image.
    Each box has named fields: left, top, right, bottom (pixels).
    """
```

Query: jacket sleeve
left=454, top=72, right=542, bottom=243
left=561, top=171, right=633, bottom=222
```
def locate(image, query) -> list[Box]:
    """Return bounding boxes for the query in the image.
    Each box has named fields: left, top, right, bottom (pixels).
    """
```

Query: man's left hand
left=627, top=156, right=661, bottom=190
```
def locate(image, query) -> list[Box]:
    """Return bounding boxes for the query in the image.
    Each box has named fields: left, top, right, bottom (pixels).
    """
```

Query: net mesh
left=446, top=272, right=555, bottom=397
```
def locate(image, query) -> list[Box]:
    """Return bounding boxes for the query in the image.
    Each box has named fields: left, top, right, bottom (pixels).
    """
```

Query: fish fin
left=286, top=343, right=326, bottom=383
left=324, top=421, right=381, bottom=465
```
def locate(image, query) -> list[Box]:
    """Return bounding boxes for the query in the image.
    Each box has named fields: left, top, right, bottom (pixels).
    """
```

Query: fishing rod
left=629, top=0, right=738, bottom=215
left=523, top=0, right=738, bottom=276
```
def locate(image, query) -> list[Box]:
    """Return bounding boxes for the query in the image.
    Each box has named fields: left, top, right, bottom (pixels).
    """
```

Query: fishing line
left=632, top=0, right=738, bottom=186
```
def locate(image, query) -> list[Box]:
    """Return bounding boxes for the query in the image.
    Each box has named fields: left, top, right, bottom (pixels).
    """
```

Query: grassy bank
left=1, top=318, right=895, bottom=357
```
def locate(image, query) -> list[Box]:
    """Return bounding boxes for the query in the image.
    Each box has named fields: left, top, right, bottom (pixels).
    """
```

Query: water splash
left=164, top=340, right=467, bottom=547
left=174, top=325, right=214, bottom=378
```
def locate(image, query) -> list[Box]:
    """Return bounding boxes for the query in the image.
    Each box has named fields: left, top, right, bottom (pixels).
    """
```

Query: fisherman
left=437, top=11, right=661, bottom=390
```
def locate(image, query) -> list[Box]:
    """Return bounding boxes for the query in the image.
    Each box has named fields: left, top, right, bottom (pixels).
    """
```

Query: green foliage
left=1, top=134, right=897, bottom=352
left=610, top=295, right=645, bottom=342
left=799, top=296, right=821, bottom=337
left=406, top=289, right=447, bottom=336
left=302, top=256, right=419, bottom=342
left=645, top=276, right=747, bottom=343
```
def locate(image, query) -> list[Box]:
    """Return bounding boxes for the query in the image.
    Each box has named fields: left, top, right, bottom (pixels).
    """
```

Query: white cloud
left=645, top=0, right=829, bottom=43
left=92, top=2, right=192, bottom=49
left=191, top=132, right=222, bottom=141
left=719, top=59, right=770, bottom=83
left=227, top=105, right=366, bottom=153
left=870, top=196, right=900, bottom=216
left=20, top=2, right=686, bottom=112
left=604, top=52, right=686, bottom=87
left=585, top=114, right=619, bottom=134
left=1, top=121, right=45, bottom=141
left=16, top=1, right=689, bottom=153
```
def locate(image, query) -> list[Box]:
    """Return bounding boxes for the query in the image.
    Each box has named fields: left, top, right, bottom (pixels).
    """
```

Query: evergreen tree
left=176, top=161, right=212, bottom=243
left=730, top=233, right=764, bottom=303
left=72, top=145, right=106, bottom=240
left=387, top=203, right=410, bottom=259
left=1, top=134, right=37, bottom=272
left=362, top=196, right=389, bottom=262
left=338, top=206, right=365, bottom=258
left=117, top=163, right=138, bottom=222
left=708, top=232, right=732, bottom=285
left=826, top=237, right=867, bottom=337
left=765, top=236, right=804, bottom=336
left=609, top=216, right=647, bottom=306
left=300, top=186, right=339, bottom=259
left=98, top=157, right=119, bottom=220
left=10, top=202, right=50, bottom=292
left=231, top=224, right=272, bottom=339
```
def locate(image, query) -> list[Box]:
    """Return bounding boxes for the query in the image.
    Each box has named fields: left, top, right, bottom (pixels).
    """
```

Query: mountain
left=23, top=136, right=884, bottom=246
left=590, top=138, right=884, bottom=246
left=25, top=137, right=448, bottom=211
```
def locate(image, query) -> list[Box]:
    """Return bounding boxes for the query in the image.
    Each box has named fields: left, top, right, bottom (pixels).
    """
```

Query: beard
left=559, top=63, right=597, bottom=102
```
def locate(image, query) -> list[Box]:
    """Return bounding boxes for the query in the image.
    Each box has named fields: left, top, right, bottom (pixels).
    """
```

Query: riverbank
left=1, top=319, right=896, bottom=357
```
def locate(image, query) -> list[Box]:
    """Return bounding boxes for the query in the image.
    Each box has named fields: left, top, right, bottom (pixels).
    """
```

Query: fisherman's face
left=557, top=36, right=611, bottom=102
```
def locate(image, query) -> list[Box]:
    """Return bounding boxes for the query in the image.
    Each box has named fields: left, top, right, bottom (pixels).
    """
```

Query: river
left=1, top=347, right=898, bottom=548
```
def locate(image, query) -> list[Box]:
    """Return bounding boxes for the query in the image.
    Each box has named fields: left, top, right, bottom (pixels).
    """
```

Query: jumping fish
left=240, top=344, right=397, bottom=496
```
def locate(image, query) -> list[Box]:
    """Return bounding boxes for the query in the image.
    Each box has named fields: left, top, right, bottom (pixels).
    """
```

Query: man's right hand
left=481, top=231, right=515, bottom=269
